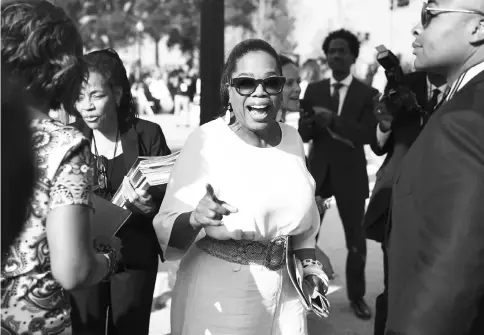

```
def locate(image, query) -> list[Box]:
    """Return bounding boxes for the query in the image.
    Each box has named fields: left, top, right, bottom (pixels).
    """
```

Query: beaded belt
left=196, top=235, right=288, bottom=271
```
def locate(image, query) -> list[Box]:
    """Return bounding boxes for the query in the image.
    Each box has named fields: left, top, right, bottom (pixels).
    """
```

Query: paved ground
left=141, top=111, right=385, bottom=335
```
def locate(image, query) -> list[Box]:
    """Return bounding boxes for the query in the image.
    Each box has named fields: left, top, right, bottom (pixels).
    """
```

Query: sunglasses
left=229, top=76, right=286, bottom=96
left=421, top=2, right=484, bottom=28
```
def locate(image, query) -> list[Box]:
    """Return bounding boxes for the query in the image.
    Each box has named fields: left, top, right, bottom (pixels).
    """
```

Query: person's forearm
left=331, top=116, right=374, bottom=144
left=168, top=211, right=202, bottom=251
left=376, top=123, right=392, bottom=148
left=294, top=248, right=316, bottom=261
left=80, top=253, right=110, bottom=287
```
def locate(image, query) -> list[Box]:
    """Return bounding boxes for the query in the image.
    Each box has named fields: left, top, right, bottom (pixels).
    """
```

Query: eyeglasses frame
left=229, top=76, right=286, bottom=96
left=422, top=2, right=484, bottom=28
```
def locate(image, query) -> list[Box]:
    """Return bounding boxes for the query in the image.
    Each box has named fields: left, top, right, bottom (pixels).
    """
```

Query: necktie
left=425, top=88, right=440, bottom=114
left=331, top=82, right=344, bottom=114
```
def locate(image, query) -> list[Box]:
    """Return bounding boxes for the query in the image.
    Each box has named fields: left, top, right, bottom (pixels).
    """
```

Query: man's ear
left=470, top=20, right=484, bottom=45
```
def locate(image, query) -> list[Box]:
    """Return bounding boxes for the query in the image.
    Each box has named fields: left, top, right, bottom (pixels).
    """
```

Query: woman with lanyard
left=70, top=49, right=171, bottom=335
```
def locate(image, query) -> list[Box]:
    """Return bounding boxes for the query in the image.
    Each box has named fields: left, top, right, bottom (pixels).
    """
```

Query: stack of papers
left=111, top=151, right=180, bottom=208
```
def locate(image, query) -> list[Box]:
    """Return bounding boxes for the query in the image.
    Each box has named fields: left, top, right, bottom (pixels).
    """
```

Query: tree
left=252, top=0, right=296, bottom=53
left=57, top=0, right=137, bottom=50
left=137, top=0, right=256, bottom=63
left=58, top=0, right=257, bottom=66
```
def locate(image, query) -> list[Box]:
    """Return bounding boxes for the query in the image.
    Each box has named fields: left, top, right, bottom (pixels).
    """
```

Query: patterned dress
left=1, top=118, right=94, bottom=335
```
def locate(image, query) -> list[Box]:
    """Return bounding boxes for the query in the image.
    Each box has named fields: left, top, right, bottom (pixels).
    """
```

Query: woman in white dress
left=153, top=39, right=329, bottom=335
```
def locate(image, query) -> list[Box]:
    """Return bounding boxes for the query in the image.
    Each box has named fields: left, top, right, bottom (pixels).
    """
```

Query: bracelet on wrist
left=95, top=243, right=118, bottom=282
left=302, top=258, right=324, bottom=270
left=302, top=259, right=329, bottom=294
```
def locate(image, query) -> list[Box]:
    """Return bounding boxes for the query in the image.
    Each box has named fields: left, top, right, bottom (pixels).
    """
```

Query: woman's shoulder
left=131, top=117, right=163, bottom=133
left=32, top=118, right=88, bottom=147
left=32, top=118, right=90, bottom=181
left=186, top=117, right=224, bottom=137
left=279, top=121, right=302, bottom=141
left=179, top=118, right=225, bottom=150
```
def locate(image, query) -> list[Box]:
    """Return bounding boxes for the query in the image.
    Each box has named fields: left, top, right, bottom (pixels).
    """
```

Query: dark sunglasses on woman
left=421, top=1, right=484, bottom=28
left=230, top=76, right=286, bottom=96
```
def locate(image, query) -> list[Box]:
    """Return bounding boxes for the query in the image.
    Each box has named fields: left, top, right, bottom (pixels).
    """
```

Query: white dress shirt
left=376, top=78, right=448, bottom=149
left=330, top=74, right=353, bottom=115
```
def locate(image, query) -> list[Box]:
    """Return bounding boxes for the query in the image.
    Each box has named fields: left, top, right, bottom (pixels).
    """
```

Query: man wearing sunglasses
left=365, top=70, right=447, bottom=335
left=299, top=29, right=379, bottom=320
left=386, top=1, right=484, bottom=334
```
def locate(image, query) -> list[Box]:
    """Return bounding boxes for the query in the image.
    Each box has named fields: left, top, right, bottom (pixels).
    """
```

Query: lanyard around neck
left=92, top=130, right=120, bottom=189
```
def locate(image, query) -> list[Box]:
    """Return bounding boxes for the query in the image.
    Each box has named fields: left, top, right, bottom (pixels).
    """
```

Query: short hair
left=220, top=39, right=282, bottom=113
left=279, top=54, right=298, bottom=68
left=1, top=0, right=86, bottom=112
left=83, top=49, right=137, bottom=130
left=322, top=29, right=361, bottom=59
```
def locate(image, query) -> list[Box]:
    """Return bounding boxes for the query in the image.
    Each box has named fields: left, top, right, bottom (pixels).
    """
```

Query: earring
left=225, top=103, right=235, bottom=124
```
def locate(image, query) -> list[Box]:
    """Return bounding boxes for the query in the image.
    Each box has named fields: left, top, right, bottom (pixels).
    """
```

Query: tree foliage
left=57, top=0, right=257, bottom=52
left=251, top=0, right=296, bottom=54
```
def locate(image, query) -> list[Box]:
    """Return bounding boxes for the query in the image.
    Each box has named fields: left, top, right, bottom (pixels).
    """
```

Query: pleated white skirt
left=170, top=245, right=308, bottom=335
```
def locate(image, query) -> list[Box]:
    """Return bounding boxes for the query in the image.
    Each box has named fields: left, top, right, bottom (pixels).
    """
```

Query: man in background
left=364, top=71, right=447, bottom=335
left=299, top=28, right=379, bottom=320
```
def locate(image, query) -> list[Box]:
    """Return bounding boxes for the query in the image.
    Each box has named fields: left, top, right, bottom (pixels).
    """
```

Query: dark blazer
left=72, top=117, right=171, bottom=265
left=386, top=69, right=484, bottom=335
left=299, top=78, right=379, bottom=198
left=364, top=72, right=428, bottom=242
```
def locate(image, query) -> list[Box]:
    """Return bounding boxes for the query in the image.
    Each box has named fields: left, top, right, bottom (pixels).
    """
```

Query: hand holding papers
left=112, top=151, right=180, bottom=208
left=120, top=176, right=156, bottom=216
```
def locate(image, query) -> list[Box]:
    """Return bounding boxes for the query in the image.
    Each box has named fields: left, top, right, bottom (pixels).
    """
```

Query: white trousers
left=170, top=245, right=308, bottom=335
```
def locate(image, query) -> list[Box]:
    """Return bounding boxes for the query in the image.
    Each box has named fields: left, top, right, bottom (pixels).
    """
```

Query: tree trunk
left=154, top=38, right=160, bottom=67
left=200, top=0, right=224, bottom=125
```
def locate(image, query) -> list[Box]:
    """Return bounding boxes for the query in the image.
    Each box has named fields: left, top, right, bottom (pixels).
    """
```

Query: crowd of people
left=2, top=0, right=484, bottom=334
left=129, top=64, right=200, bottom=125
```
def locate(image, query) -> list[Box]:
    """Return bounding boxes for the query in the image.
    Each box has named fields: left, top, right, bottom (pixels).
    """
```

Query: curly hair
left=220, top=39, right=282, bottom=114
left=83, top=49, right=137, bottom=130
left=1, top=0, right=86, bottom=112
left=322, top=29, right=361, bottom=59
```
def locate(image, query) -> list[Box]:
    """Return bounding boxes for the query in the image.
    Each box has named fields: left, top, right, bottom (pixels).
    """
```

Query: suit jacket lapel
left=318, top=80, right=331, bottom=109
left=121, top=125, right=139, bottom=172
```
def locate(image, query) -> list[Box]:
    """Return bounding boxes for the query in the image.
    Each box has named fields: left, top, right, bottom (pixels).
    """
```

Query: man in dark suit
left=299, top=29, right=379, bottom=320
left=363, top=71, right=447, bottom=335
left=386, top=0, right=484, bottom=334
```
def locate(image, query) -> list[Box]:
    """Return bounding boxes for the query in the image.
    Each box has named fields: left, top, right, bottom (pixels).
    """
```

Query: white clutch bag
left=286, top=236, right=330, bottom=318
